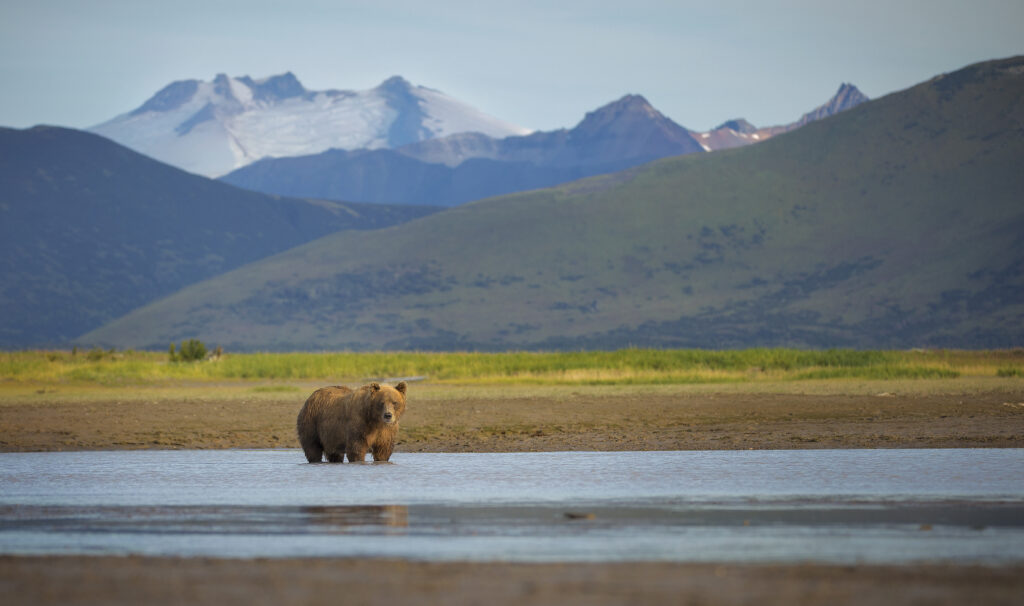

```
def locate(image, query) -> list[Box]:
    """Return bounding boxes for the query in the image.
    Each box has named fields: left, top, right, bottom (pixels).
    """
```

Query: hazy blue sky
left=2, top=0, right=1021, bottom=132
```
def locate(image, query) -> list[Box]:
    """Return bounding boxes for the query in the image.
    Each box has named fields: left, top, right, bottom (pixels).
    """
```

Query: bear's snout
left=380, top=401, right=398, bottom=424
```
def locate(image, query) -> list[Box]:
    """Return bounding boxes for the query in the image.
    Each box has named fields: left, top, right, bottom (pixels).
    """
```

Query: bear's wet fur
left=296, top=382, right=407, bottom=463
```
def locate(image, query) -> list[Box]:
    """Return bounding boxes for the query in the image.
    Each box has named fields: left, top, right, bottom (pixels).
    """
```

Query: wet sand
left=1, top=556, right=1021, bottom=606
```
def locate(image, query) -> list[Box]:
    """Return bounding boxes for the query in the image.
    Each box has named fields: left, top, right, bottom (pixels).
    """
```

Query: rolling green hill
left=0, top=127, right=438, bottom=348
left=82, top=57, right=1024, bottom=351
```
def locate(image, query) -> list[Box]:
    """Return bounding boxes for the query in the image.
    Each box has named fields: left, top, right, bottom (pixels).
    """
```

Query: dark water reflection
left=1, top=449, right=1022, bottom=563
left=0, top=505, right=410, bottom=535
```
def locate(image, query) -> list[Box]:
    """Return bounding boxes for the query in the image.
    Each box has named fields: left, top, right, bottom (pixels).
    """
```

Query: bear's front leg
left=346, top=439, right=369, bottom=463
left=371, top=438, right=394, bottom=462
left=301, top=442, right=324, bottom=463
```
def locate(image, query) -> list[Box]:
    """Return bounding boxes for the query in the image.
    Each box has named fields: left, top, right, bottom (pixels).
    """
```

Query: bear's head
left=367, top=381, right=407, bottom=426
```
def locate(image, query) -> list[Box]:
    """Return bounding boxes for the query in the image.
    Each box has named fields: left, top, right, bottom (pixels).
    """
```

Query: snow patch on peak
left=228, top=77, right=254, bottom=105
left=90, top=72, right=531, bottom=177
left=415, top=86, right=532, bottom=140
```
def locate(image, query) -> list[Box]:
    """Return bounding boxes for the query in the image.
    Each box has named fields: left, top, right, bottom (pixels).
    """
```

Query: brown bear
left=296, top=382, right=407, bottom=463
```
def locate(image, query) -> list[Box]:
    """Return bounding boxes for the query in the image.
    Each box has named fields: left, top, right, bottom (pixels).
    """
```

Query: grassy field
left=2, top=348, right=1022, bottom=452
left=2, top=347, right=1021, bottom=386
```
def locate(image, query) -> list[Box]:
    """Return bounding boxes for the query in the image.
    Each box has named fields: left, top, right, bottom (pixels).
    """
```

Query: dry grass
left=2, top=348, right=1022, bottom=387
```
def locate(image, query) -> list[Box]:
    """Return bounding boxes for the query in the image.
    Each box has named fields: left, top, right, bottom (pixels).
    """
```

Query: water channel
left=1, top=449, right=1022, bottom=563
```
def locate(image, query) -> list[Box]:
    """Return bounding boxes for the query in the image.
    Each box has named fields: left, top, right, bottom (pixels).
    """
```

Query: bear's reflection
left=301, top=505, right=408, bottom=530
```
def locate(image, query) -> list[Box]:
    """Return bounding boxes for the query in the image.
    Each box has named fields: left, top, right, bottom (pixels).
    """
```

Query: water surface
left=1, top=449, right=1021, bottom=563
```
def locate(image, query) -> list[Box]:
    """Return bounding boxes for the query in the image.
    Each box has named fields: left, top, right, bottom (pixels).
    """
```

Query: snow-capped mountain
left=89, top=73, right=531, bottom=177
left=692, top=83, right=869, bottom=151
left=220, top=94, right=705, bottom=207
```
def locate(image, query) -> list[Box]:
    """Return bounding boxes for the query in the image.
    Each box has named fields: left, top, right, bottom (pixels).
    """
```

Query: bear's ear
left=395, top=381, right=407, bottom=395
left=369, top=382, right=381, bottom=392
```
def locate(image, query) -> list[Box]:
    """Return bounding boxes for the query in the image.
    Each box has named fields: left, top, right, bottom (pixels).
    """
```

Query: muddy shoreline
left=2, top=386, right=1022, bottom=452
left=1, top=556, right=1021, bottom=606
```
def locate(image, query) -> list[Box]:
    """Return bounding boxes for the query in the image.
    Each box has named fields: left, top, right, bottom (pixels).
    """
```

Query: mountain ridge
left=692, top=83, right=870, bottom=151
left=85, top=56, right=1024, bottom=351
left=219, top=93, right=705, bottom=206
left=219, top=84, right=868, bottom=206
